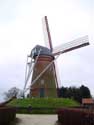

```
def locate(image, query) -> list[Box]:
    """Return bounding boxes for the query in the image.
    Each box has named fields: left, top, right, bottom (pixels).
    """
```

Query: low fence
left=57, top=108, right=94, bottom=125
left=0, top=106, right=16, bottom=125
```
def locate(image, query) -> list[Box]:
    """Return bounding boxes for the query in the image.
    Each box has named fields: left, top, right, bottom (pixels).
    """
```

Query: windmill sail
left=42, top=16, right=53, bottom=51
left=53, top=35, right=89, bottom=56
left=42, top=16, right=60, bottom=93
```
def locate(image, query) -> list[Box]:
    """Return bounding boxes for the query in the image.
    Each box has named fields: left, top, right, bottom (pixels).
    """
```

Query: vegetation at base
left=7, top=98, right=79, bottom=114
left=58, top=85, right=91, bottom=103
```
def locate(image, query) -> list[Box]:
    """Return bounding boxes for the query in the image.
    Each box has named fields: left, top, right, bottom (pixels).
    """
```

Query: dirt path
left=15, top=114, right=58, bottom=125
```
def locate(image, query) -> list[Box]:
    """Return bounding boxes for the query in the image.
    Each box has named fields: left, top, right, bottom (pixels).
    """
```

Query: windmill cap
left=30, top=45, right=54, bottom=58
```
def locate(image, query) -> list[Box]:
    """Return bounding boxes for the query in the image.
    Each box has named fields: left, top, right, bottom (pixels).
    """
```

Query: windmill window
left=41, top=79, right=44, bottom=85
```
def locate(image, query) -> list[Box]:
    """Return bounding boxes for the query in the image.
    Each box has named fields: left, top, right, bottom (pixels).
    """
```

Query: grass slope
left=8, top=98, right=79, bottom=114
left=8, top=98, right=79, bottom=108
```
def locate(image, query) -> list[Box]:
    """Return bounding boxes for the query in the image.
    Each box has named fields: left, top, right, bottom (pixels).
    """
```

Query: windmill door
left=39, top=88, right=45, bottom=97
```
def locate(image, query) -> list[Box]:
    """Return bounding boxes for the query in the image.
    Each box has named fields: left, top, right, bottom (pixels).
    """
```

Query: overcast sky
left=0, top=0, right=94, bottom=100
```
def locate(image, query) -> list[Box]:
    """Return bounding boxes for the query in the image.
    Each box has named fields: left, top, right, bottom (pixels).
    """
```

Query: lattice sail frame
left=53, top=35, right=89, bottom=56
left=42, top=16, right=53, bottom=51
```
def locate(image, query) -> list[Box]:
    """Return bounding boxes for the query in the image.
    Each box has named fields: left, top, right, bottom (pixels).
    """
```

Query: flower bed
left=57, top=108, right=94, bottom=125
left=0, top=106, right=16, bottom=125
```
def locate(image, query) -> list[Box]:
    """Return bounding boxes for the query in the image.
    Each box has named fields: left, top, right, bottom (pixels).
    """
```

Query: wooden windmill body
left=24, top=16, right=89, bottom=98
left=29, top=45, right=58, bottom=97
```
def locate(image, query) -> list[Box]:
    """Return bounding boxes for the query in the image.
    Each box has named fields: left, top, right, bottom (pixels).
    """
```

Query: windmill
left=24, top=16, right=89, bottom=98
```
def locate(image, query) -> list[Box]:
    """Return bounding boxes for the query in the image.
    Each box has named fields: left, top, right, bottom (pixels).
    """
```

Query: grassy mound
left=8, top=98, right=79, bottom=108
left=8, top=98, right=79, bottom=114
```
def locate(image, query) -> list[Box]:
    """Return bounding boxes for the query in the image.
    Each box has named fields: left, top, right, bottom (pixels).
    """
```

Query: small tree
left=4, top=87, right=20, bottom=100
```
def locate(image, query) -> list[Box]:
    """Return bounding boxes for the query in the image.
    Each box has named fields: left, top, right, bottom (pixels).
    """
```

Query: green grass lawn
left=8, top=98, right=79, bottom=114
left=8, top=98, right=79, bottom=108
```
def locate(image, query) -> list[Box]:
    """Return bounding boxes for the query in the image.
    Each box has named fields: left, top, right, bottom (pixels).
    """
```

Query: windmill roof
left=30, top=45, right=53, bottom=58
